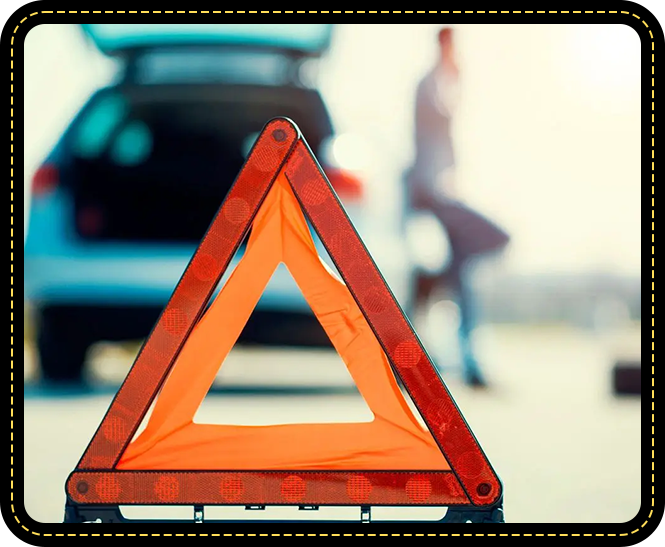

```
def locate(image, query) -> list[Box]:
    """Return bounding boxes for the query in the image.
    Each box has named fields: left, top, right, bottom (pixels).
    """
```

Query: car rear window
left=66, top=84, right=332, bottom=242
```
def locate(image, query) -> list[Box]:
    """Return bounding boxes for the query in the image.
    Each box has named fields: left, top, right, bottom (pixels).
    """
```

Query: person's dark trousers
left=426, top=194, right=510, bottom=387
left=406, top=182, right=509, bottom=385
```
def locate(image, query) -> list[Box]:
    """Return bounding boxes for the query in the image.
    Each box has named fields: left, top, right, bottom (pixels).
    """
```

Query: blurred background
left=23, top=24, right=641, bottom=523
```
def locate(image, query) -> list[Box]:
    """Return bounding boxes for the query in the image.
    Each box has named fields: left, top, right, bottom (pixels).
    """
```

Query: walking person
left=406, top=25, right=510, bottom=387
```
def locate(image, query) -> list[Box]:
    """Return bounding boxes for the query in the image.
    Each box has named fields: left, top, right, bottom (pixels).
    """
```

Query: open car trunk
left=67, top=84, right=332, bottom=242
left=81, top=24, right=334, bottom=57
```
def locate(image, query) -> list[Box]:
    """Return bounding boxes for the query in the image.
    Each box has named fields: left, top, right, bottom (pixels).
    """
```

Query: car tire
left=36, top=307, right=91, bottom=384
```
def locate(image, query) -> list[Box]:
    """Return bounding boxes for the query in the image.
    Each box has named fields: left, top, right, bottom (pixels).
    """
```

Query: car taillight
left=325, top=167, right=365, bottom=202
left=31, top=164, right=59, bottom=196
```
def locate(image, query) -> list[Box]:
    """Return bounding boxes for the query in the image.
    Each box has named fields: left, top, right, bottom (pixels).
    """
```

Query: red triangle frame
left=66, top=118, right=502, bottom=509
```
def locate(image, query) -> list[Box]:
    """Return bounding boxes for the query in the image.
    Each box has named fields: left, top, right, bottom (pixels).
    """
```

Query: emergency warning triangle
left=67, top=118, right=501, bottom=509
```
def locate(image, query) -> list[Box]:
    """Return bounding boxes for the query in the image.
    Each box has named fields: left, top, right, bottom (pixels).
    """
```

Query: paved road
left=23, top=325, right=641, bottom=524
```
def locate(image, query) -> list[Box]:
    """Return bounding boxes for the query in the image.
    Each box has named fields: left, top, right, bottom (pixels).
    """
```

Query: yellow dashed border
left=10, top=10, right=654, bottom=537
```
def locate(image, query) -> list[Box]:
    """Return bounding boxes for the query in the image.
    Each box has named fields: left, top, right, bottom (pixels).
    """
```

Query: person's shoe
left=463, top=369, right=488, bottom=389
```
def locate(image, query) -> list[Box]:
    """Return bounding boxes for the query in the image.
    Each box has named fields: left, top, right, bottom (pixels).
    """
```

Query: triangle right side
left=284, top=140, right=502, bottom=507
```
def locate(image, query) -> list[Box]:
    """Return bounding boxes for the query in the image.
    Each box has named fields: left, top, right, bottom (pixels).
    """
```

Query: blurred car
left=24, top=24, right=419, bottom=383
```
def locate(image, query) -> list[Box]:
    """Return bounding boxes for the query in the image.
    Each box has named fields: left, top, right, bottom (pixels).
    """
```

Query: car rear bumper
left=25, top=190, right=416, bottom=315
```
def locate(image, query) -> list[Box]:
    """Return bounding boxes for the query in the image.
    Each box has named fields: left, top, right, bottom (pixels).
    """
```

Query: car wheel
left=36, top=307, right=91, bottom=384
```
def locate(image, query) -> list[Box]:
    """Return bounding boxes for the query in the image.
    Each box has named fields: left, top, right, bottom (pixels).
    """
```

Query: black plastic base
left=64, top=501, right=504, bottom=524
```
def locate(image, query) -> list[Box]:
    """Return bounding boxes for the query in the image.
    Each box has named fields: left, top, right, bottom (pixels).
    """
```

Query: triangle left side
left=74, top=118, right=300, bottom=471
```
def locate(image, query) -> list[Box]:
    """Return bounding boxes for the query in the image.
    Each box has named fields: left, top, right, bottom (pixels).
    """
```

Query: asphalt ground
left=23, top=324, right=641, bottom=524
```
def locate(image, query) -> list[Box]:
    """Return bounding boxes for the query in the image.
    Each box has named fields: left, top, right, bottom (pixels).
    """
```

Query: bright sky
left=24, top=24, right=641, bottom=276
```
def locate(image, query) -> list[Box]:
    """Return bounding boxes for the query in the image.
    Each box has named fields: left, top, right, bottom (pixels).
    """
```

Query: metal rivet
left=477, top=482, right=492, bottom=496
left=272, top=129, right=287, bottom=142
left=76, top=481, right=89, bottom=494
